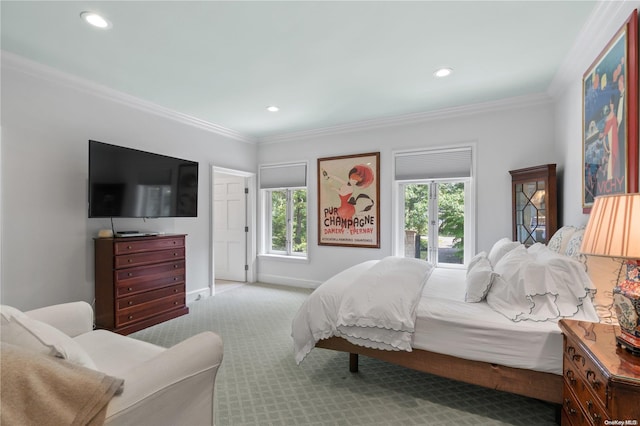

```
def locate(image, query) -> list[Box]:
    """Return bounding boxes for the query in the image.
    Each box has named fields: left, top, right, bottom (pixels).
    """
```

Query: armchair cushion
left=74, top=329, right=165, bottom=377
left=0, top=305, right=96, bottom=369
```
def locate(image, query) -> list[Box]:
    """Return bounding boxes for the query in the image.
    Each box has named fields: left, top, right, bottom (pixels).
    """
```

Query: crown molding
left=548, top=0, right=637, bottom=99
left=1, top=50, right=258, bottom=144
left=259, top=93, right=553, bottom=145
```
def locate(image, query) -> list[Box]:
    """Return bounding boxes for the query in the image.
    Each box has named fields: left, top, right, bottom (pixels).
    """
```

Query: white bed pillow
left=492, top=244, right=529, bottom=282
left=487, top=237, right=521, bottom=268
left=465, top=253, right=497, bottom=302
left=0, top=305, right=96, bottom=369
left=487, top=244, right=599, bottom=322
left=466, top=251, right=488, bottom=276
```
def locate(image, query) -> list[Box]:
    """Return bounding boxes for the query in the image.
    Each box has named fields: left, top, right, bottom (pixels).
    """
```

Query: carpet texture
left=130, top=283, right=558, bottom=425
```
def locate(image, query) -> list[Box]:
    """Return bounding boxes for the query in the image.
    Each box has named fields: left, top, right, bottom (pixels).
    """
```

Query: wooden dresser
left=94, top=234, right=189, bottom=335
left=559, top=319, right=640, bottom=425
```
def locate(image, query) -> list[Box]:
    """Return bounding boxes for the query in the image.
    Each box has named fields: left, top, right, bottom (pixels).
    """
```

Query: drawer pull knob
left=128, top=272, right=133, bottom=277
left=565, top=370, right=576, bottom=386
left=174, top=264, right=178, bottom=268
left=128, top=301, right=133, bottom=305
left=586, top=370, right=600, bottom=389
left=174, top=277, right=178, bottom=281
left=174, top=301, right=179, bottom=305
left=173, top=252, right=178, bottom=256
left=128, top=259, right=132, bottom=263
left=564, top=398, right=576, bottom=415
left=567, top=346, right=575, bottom=356
left=572, top=353, right=584, bottom=365
left=173, top=289, right=178, bottom=293
left=128, top=315, right=133, bottom=320
left=127, top=245, right=132, bottom=249
left=128, top=287, right=133, bottom=291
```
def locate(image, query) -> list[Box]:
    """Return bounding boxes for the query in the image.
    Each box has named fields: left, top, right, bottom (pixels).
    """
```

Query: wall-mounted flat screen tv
left=88, top=140, right=198, bottom=218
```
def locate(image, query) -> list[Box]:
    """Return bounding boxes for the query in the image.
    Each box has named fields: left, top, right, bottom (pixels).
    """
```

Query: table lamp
left=580, top=193, right=640, bottom=356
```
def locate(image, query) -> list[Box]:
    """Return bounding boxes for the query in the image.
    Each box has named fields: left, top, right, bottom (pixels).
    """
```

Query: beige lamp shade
left=580, top=193, right=640, bottom=259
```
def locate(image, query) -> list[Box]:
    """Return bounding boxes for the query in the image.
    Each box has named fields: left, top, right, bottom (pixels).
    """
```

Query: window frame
left=264, top=187, right=307, bottom=257
left=259, top=161, right=309, bottom=260
left=392, top=145, right=476, bottom=267
left=397, top=179, right=471, bottom=267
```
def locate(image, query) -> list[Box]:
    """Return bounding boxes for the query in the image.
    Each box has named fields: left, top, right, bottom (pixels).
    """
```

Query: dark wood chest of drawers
left=94, top=234, right=189, bottom=335
left=559, top=320, right=640, bottom=426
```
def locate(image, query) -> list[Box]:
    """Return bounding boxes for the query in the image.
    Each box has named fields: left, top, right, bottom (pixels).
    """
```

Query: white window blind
left=260, top=163, right=307, bottom=189
left=394, top=147, right=472, bottom=181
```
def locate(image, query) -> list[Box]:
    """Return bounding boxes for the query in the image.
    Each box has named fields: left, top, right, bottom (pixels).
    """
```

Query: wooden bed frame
left=316, top=336, right=563, bottom=404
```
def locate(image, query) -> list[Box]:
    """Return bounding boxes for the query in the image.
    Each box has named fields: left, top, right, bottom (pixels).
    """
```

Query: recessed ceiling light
left=433, top=67, right=453, bottom=78
left=80, top=11, right=111, bottom=29
left=266, top=106, right=280, bottom=112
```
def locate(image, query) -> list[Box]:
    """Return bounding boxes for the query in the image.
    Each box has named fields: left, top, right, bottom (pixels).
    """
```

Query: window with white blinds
left=259, top=163, right=307, bottom=189
left=259, top=162, right=308, bottom=258
left=393, top=145, right=475, bottom=266
left=394, top=147, right=472, bottom=181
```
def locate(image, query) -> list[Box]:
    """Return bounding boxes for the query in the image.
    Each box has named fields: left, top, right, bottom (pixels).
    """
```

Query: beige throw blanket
left=1, top=343, right=124, bottom=426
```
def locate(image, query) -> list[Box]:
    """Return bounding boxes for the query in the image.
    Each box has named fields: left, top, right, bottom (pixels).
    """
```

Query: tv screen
left=88, top=140, right=198, bottom=218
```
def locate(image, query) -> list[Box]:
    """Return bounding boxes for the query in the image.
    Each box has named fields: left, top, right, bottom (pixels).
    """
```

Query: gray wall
left=1, top=56, right=256, bottom=310
left=2, top=1, right=638, bottom=308
left=257, top=97, right=558, bottom=287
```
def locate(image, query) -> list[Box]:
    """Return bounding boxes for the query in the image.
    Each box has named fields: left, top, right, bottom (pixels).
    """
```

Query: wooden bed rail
left=316, top=337, right=563, bottom=405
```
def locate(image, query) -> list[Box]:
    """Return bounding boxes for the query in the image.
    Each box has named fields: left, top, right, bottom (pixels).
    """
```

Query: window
left=394, top=147, right=474, bottom=266
left=260, top=163, right=308, bottom=257
left=266, top=188, right=307, bottom=255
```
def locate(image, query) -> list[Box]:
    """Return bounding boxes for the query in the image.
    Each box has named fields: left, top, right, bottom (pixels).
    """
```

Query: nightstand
left=558, top=319, right=640, bottom=425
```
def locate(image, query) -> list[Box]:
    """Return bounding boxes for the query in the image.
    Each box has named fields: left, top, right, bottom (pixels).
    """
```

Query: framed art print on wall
left=318, top=152, right=380, bottom=248
left=582, top=9, right=638, bottom=212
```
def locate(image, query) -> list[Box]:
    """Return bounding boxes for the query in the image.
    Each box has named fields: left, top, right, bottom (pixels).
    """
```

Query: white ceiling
left=1, top=1, right=597, bottom=141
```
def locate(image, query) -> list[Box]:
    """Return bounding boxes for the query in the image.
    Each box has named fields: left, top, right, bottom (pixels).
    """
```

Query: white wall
left=1, top=55, right=256, bottom=310
left=552, top=1, right=640, bottom=227
left=257, top=97, right=558, bottom=287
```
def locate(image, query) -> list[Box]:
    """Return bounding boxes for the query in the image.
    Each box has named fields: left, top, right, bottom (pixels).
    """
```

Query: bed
left=292, top=227, right=619, bottom=405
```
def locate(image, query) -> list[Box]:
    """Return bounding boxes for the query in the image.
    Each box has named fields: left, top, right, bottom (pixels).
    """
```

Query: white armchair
left=7, top=301, right=223, bottom=426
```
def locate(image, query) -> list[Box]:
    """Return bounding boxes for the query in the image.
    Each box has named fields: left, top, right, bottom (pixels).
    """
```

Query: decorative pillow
left=486, top=246, right=531, bottom=317
left=466, top=251, right=488, bottom=276
left=547, top=226, right=577, bottom=253
left=465, top=253, right=497, bottom=302
left=487, top=238, right=521, bottom=267
left=0, top=305, right=96, bottom=369
left=564, top=228, right=585, bottom=261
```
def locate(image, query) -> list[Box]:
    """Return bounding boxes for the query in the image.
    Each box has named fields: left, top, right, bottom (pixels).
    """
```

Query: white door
left=213, top=173, right=247, bottom=281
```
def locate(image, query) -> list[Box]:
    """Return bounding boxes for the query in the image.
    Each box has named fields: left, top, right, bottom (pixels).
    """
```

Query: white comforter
left=292, top=257, right=433, bottom=364
left=292, top=247, right=600, bottom=369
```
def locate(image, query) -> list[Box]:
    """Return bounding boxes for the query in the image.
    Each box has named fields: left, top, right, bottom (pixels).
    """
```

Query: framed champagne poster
left=318, top=152, right=380, bottom=248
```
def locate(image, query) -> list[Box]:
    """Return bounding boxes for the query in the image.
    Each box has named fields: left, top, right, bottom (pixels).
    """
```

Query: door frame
left=211, top=166, right=257, bottom=291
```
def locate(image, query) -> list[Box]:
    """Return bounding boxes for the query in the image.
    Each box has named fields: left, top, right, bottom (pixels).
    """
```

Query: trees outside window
left=268, top=188, right=307, bottom=255
left=402, top=181, right=467, bottom=265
